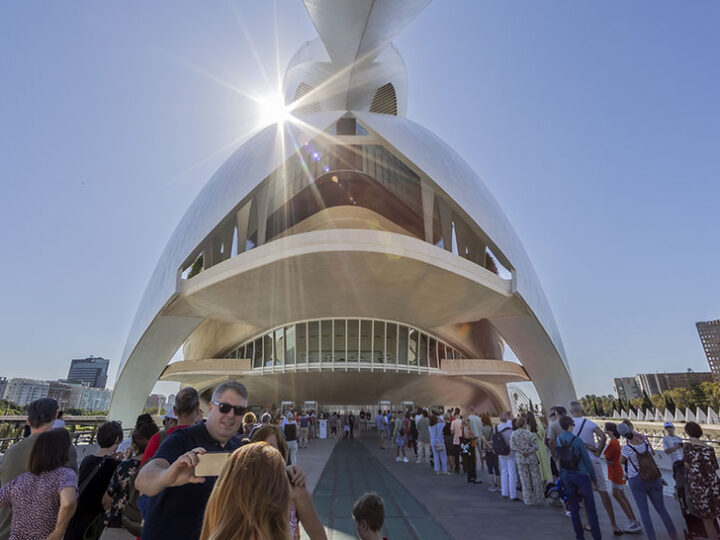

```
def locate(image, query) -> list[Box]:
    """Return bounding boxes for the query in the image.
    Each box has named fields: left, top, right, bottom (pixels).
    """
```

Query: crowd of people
left=3, top=390, right=720, bottom=539
left=0, top=384, right=395, bottom=540
left=374, top=400, right=720, bottom=540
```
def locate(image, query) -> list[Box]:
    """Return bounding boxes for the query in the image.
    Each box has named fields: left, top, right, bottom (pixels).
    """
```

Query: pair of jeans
left=431, top=444, right=447, bottom=473
left=628, top=476, right=678, bottom=540
left=417, top=441, right=431, bottom=464
left=561, top=470, right=600, bottom=540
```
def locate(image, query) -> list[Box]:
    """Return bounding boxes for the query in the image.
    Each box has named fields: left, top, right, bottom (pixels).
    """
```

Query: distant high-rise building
left=613, top=377, right=641, bottom=401
left=4, top=378, right=50, bottom=406
left=629, top=370, right=714, bottom=397
left=145, top=394, right=167, bottom=411
left=67, top=356, right=109, bottom=388
left=0, top=377, right=7, bottom=401
left=79, top=387, right=112, bottom=412
left=697, top=320, right=720, bottom=380
left=166, top=394, right=176, bottom=409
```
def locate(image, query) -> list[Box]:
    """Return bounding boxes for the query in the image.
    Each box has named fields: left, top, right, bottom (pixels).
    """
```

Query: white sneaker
left=403, top=457, right=409, bottom=463
left=623, top=521, right=643, bottom=534
left=395, top=456, right=402, bottom=462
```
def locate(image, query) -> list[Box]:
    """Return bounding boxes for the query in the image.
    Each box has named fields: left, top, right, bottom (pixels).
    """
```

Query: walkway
left=309, top=438, right=452, bottom=540
left=362, top=437, right=688, bottom=539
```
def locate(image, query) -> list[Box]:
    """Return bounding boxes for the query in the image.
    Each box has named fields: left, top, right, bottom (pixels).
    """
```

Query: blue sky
left=1, top=1, right=718, bottom=399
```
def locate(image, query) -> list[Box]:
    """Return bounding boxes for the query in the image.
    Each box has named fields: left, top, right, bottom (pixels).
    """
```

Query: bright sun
left=257, top=91, right=291, bottom=126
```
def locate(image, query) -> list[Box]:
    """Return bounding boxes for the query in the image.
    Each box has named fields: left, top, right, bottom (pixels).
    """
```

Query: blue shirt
left=142, top=422, right=243, bottom=540
left=556, top=430, right=597, bottom=482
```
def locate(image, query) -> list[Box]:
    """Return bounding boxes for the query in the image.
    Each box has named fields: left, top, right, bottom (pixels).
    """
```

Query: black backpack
left=492, top=426, right=512, bottom=456
left=122, top=466, right=143, bottom=537
left=556, top=435, right=581, bottom=471
left=284, top=422, right=297, bottom=441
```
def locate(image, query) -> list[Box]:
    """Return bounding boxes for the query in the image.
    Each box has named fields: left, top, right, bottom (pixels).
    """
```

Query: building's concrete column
left=255, top=184, right=269, bottom=246
left=420, top=179, right=434, bottom=244
left=236, top=201, right=252, bottom=254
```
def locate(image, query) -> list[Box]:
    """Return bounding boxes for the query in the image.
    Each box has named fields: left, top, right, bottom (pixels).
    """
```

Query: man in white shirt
left=497, top=411, right=517, bottom=500
left=662, top=421, right=684, bottom=488
left=570, top=401, right=635, bottom=534
left=468, top=408, right=484, bottom=477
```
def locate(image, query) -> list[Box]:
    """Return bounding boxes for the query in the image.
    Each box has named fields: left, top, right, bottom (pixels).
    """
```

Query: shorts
left=591, top=459, right=607, bottom=492
left=606, top=477, right=626, bottom=491
left=395, top=437, right=406, bottom=448
left=485, top=451, right=500, bottom=476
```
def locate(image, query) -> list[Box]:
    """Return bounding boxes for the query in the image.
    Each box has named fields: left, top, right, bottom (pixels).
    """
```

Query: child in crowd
left=352, top=492, right=388, bottom=540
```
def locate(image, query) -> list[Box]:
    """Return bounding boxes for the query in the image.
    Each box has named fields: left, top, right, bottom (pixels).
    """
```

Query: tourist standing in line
left=570, top=400, right=625, bottom=535
left=135, top=381, right=248, bottom=540
left=496, top=411, right=517, bottom=500
left=468, top=408, right=484, bottom=477
left=284, top=412, right=299, bottom=465
left=603, top=422, right=642, bottom=534
left=330, top=412, right=338, bottom=439
left=442, top=413, right=455, bottom=473
left=0, top=397, right=77, bottom=540
left=510, top=415, right=543, bottom=505
left=374, top=410, right=384, bottom=448
left=557, top=415, right=601, bottom=540
left=546, top=405, right=566, bottom=479
left=251, top=427, right=327, bottom=540
left=526, top=412, right=552, bottom=484
left=682, top=421, right=720, bottom=538
left=662, top=421, right=685, bottom=489
left=393, top=412, right=408, bottom=463
left=241, top=412, right=257, bottom=438
left=298, top=411, right=310, bottom=448
left=428, top=413, right=448, bottom=474
left=481, top=414, right=499, bottom=492
left=415, top=409, right=431, bottom=465
left=199, top=443, right=291, bottom=540
left=0, top=429, right=77, bottom=540
left=103, top=421, right=159, bottom=528
left=460, top=418, right=480, bottom=484
left=450, top=408, right=463, bottom=474
left=141, top=386, right=202, bottom=466
left=618, top=422, right=678, bottom=540
left=65, top=420, right=124, bottom=540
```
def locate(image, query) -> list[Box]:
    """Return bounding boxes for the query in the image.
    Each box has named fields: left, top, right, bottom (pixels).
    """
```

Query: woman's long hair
left=200, top=442, right=290, bottom=540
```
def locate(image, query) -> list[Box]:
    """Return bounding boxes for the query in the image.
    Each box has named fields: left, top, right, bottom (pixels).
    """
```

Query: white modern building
left=109, top=0, right=576, bottom=426
left=4, top=378, right=50, bottom=407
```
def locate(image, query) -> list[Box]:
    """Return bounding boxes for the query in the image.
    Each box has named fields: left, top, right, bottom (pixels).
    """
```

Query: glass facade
left=224, top=318, right=464, bottom=372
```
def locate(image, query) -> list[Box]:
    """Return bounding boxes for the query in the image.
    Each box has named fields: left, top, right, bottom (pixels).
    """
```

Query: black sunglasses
left=212, top=401, right=246, bottom=416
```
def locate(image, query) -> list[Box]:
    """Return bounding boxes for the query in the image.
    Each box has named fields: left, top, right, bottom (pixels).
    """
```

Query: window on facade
left=321, top=320, right=333, bottom=363
left=360, top=320, right=372, bottom=363
left=397, top=325, right=408, bottom=365
left=386, top=323, right=397, bottom=364
left=253, top=338, right=263, bottom=368
left=284, top=325, right=295, bottom=365
left=296, top=323, right=308, bottom=364
left=273, top=328, right=285, bottom=366
left=373, top=321, right=385, bottom=363
left=429, top=338, right=439, bottom=369
left=263, top=335, right=273, bottom=367
left=419, top=333, right=428, bottom=368
left=347, top=320, right=360, bottom=362
left=334, top=319, right=346, bottom=362
left=308, top=321, right=320, bottom=363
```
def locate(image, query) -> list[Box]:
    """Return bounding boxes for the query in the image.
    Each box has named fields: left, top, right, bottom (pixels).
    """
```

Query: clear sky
left=1, top=1, right=719, bottom=399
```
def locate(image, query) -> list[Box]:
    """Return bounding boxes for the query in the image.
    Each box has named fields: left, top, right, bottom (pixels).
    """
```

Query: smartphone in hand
left=195, top=452, right=230, bottom=477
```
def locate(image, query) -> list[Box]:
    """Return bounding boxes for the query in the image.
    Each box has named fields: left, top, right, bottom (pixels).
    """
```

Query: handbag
left=83, top=513, right=105, bottom=540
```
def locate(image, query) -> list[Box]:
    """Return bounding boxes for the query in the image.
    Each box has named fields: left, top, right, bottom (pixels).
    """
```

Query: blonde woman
left=200, top=442, right=290, bottom=540
left=251, top=426, right=327, bottom=540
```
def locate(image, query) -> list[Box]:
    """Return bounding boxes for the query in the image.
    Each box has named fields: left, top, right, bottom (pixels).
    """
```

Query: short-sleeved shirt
left=65, top=455, right=120, bottom=540
left=104, top=457, right=141, bottom=525
left=663, top=434, right=683, bottom=463
left=141, top=425, right=188, bottom=467
left=0, top=431, right=77, bottom=540
left=604, top=438, right=624, bottom=485
left=572, top=417, right=600, bottom=458
left=0, top=467, right=77, bottom=539
left=450, top=418, right=463, bottom=445
left=142, top=421, right=243, bottom=540
left=621, top=440, right=652, bottom=479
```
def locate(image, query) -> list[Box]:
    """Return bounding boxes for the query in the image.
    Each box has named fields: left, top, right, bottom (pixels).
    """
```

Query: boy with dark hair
left=352, top=492, right=386, bottom=540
